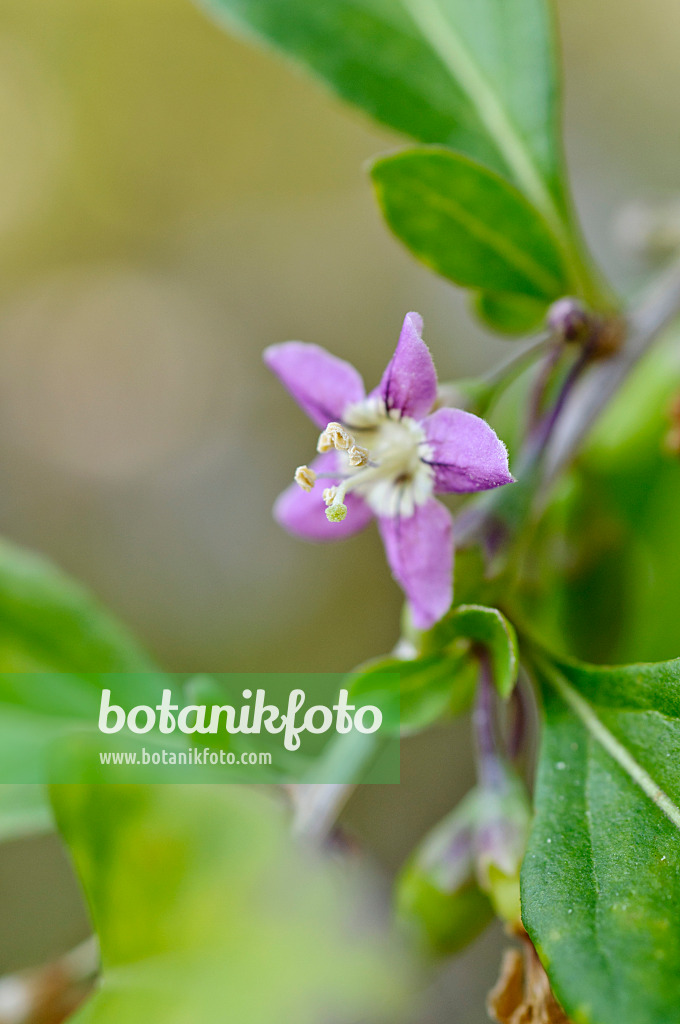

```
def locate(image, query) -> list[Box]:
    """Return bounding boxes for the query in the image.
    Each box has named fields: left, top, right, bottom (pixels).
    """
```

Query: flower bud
left=396, top=792, right=493, bottom=955
left=547, top=297, right=591, bottom=343
left=473, top=773, right=531, bottom=925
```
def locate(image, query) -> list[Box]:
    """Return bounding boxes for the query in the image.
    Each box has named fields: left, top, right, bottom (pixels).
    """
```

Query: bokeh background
left=0, top=0, right=677, bottom=1019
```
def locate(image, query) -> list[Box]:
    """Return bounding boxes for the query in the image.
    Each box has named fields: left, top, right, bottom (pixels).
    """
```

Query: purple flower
left=264, top=313, right=514, bottom=630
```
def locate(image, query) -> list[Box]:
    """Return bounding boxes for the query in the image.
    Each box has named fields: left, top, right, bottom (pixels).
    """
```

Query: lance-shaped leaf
left=52, top=785, right=406, bottom=1024
left=195, top=0, right=566, bottom=222
left=371, top=149, right=569, bottom=301
left=522, top=653, right=680, bottom=1024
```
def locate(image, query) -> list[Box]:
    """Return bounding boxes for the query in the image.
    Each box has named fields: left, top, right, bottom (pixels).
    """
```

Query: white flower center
left=338, top=397, right=435, bottom=518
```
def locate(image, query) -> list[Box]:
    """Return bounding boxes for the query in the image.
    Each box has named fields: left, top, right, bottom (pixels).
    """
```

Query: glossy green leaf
left=197, top=0, right=566, bottom=217
left=522, top=652, right=680, bottom=1024
left=428, top=604, right=519, bottom=699
left=474, top=290, right=547, bottom=335
left=371, top=149, right=569, bottom=300
left=348, top=606, right=518, bottom=737
left=52, top=784, right=406, bottom=1024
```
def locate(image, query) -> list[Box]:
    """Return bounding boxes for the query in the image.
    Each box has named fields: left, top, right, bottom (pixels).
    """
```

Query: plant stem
left=526, top=341, right=563, bottom=433
left=457, top=257, right=680, bottom=551
left=507, top=673, right=530, bottom=762
left=483, top=331, right=553, bottom=390
left=289, top=783, right=353, bottom=843
left=542, top=255, right=680, bottom=488
left=473, top=652, right=505, bottom=789
left=525, top=343, right=594, bottom=461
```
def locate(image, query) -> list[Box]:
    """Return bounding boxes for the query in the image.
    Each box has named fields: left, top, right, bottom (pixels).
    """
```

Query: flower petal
left=379, top=312, right=437, bottom=419
left=422, top=408, right=514, bottom=493
left=274, top=452, right=374, bottom=542
left=378, top=499, right=453, bottom=630
left=264, top=342, right=365, bottom=428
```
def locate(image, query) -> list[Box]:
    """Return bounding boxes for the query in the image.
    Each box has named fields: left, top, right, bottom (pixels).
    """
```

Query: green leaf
left=522, top=652, right=680, bottom=1024
left=52, top=784, right=406, bottom=1024
left=0, top=538, right=157, bottom=673
left=0, top=671, right=174, bottom=786
left=347, top=607, right=518, bottom=737
left=196, top=0, right=566, bottom=220
left=371, top=149, right=569, bottom=301
left=474, top=291, right=547, bottom=335
left=348, top=652, right=477, bottom=735
left=428, top=605, right=519, bottom=699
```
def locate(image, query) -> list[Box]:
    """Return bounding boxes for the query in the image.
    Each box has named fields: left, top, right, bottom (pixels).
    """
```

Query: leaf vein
left=401, top=179, right=562, bottom=296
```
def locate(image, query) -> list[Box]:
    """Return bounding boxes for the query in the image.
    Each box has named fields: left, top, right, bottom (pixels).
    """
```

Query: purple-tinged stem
left=544, top=254, right=680, bottom=488
left=473, top=652, right=505, bottom=790
left=507, top=673, right=530, bottom=763
left=525, top=343, right=594, bottom=462
left=526, top=341, right=564, bottom=434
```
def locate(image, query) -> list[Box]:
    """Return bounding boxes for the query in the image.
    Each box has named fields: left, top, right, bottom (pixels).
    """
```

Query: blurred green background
left=0, top=0, right=678, bottom=1020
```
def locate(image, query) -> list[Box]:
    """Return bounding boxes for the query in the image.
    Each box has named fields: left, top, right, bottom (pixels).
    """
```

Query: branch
left=543, top=256, right=680, bottom=488
left=288, top=783, right=354, bottom=843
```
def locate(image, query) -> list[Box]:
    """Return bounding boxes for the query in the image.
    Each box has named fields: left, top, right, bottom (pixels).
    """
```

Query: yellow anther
left=294, top=465, right=316, bottom=492
left=317, top=430, right=334, bottom=453
left=325, top=421, right=353, bottom=451
left=348, top=444, right=369, bottom=467
left=322, top=487, right=338, bottom=506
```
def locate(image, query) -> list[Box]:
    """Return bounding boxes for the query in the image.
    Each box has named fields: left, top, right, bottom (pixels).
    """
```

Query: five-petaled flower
left=264, top=313, right=514, bottom=630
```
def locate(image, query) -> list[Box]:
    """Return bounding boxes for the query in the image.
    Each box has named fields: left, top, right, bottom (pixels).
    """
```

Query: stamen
left=313, top=403, right=435, bottom=522
left=347, top=444, right=369, bottom=467
left=319, top=421, right=354, bottom=452
left=317, top=430, right=334, bottom=453
left=294, top=465, right=316, bottom=492
left=327, top=422, right=353, bottom=449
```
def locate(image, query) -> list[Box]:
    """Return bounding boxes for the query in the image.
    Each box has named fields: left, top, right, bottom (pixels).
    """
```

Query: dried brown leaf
left=487, top=929, right=571, bottom=1024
